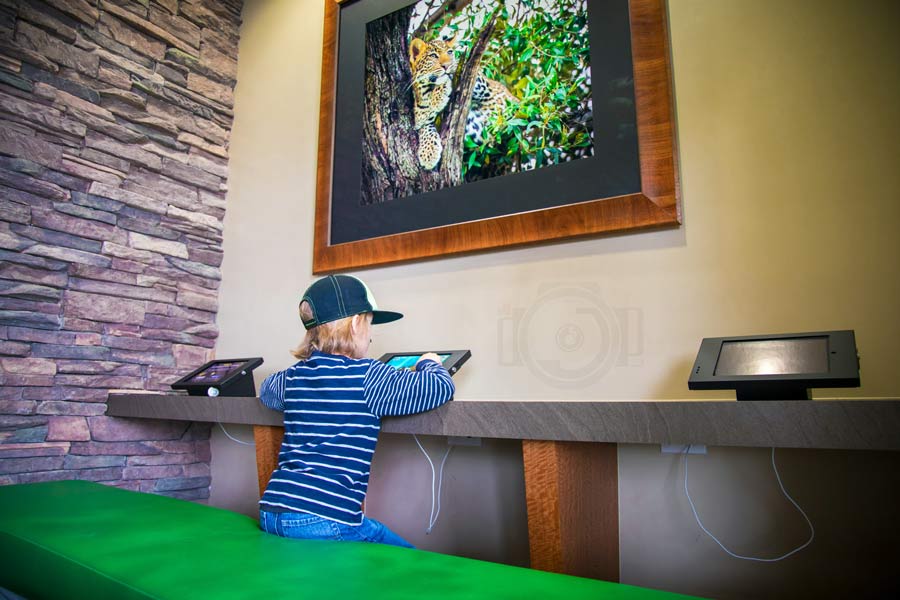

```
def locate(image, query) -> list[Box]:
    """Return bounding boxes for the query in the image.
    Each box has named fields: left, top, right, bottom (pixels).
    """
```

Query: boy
left=258, top=274, right=454, bottom=547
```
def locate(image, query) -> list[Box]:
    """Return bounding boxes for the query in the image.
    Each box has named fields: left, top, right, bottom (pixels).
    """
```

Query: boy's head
left=293, top=275, right=402, bottom=360
left=299, top=275, right=402, bottom=329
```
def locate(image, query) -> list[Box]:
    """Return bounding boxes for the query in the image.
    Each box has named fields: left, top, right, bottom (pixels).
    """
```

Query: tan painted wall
left=212, top=0, right=900, bottom=597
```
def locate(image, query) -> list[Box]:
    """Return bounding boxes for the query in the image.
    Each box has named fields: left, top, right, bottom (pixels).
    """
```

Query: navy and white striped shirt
left=258, top=351, right=455, bottom=525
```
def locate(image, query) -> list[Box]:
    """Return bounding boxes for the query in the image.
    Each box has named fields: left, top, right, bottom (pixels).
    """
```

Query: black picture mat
left=331, top=0, right=640, bottom=245
left=171, top=357, right=264, bottom=391
left=377, top=349, right=471, bottom=375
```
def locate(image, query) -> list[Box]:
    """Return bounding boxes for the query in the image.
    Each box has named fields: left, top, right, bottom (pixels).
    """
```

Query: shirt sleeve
left=259, top=370, right=286, bottom=412
left=363, top=359, right=455, bottom=417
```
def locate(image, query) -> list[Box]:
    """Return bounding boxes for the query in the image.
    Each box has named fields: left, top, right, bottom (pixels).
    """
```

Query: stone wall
left=0, top=0, right=242, bottom=500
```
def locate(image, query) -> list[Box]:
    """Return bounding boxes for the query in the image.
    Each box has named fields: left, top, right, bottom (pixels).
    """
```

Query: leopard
left=466, top=73, right=518, bottom=145
left=409, top=36, right=518, bottom=171
left=409, top=37, right=456, bottom=170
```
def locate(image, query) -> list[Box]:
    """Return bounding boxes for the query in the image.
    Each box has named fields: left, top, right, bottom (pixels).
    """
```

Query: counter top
left=106, top=395, right=900, bottom=451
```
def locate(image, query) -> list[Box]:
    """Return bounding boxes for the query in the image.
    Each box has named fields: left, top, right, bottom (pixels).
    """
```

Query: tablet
left=688, top=330, right=859, bottom=400
left=378, top=350, right=471, bottom=376
left=171, top=357, right=264, bottom=396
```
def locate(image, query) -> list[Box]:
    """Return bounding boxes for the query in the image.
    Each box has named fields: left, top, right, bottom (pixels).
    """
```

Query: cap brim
left=371, top=310, right=403, bottom=325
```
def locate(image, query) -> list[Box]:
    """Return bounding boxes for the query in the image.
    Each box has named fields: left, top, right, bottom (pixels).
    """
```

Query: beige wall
left=212, top=0, right=900, bottom=597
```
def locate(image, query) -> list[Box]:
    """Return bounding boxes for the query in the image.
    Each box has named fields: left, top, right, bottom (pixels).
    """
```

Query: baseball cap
left=300, top=275, right=403, bottom=330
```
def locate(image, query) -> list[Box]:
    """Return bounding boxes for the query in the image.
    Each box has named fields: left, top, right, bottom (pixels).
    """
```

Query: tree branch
left=360, top=6, right=419, bottom=204
left=411, top=0, right=475, bottom=40
left=420, top=11, right=498, bottom=188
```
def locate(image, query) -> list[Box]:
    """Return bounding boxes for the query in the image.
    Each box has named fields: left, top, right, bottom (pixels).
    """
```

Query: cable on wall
left=217, top=422, right=255, bottom=446
left=414, top=434, right=452, bottom=534
left=683, top=445, right=815, bottom=562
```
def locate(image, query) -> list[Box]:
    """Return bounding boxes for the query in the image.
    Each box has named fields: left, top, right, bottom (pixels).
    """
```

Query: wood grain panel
left=523, top=440, right=564, bottom=573
left=523, top=440, right=619, bottom=582
left=252, top=425, right=283, bottom=498
left=559, top=442, right=619, bottom=581
left=630, top=0, right=679, bottom=206
left=313, top=0, right=339, bottom=273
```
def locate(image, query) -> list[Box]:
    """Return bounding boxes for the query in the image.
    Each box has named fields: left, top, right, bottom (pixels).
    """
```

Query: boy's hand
left=415, top=353, right=442, bottom=368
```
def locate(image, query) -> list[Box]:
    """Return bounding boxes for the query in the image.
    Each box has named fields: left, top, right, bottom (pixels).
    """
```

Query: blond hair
left=292, top=301, right=367, bottom=360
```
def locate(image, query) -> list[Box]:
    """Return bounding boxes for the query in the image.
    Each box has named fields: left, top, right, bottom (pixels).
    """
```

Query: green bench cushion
left=0, top=481, right=699, bottom=599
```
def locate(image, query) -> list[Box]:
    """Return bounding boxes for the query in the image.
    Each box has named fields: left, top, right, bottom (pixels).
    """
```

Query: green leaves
left=428, top=0, right=594, bottom=182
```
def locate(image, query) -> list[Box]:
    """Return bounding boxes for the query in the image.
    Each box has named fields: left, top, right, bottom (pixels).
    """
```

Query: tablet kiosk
left=378, top=350, right=471, bottom=376
left=171, top=357, right=264, bottom=397
left=688, top=330, right=859, bottom=400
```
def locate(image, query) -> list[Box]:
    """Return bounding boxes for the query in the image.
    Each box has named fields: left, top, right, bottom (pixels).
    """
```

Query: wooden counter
left=106, top=394, right=900, bottom=582
left=107, top=395, right=900, bottom=450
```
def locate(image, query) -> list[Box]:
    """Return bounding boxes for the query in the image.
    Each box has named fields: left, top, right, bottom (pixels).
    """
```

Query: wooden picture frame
left=313, top=0, right=679, bottom=274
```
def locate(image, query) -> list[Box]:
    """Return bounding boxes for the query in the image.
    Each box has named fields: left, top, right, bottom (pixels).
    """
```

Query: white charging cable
left=413, top=434, right=452, bottom=534
left=217, top=422, right=255, bottom=446
left=684, top=445, right=815, bottom=562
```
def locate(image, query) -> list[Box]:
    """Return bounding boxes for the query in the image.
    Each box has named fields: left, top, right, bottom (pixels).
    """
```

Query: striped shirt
left=258, top=351, right=455, bottom=525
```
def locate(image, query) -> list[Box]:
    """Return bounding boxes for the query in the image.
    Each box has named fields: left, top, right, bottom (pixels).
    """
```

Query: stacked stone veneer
left=0, top=0, right=242, bottom=500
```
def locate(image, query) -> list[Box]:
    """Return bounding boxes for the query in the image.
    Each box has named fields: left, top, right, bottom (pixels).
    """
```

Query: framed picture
left=313, top=0, right=679, bottom=273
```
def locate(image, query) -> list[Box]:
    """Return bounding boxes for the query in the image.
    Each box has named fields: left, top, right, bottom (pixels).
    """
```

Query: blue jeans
left=259, top=509, right=414, bottom=548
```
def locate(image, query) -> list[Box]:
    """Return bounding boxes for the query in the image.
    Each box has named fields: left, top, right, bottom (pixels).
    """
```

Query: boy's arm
left=259, top=370, right=286, bottom=412
left=363, top=358, right=455, bottom=417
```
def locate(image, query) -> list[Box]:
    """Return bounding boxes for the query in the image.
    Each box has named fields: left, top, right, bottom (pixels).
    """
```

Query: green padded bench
left=0, top=481, right=699, bottom=599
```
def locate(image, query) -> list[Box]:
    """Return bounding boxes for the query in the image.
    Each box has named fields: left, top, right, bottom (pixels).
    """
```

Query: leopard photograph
left=360, top=0, right=595, bottom=204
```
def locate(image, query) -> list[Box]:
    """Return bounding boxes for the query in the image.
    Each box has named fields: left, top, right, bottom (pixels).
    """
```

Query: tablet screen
left=185, top=361, right=245, bottom=383
left=715, top=337, right=828, bottom=376
left=386, top=353, right=451, bottom=369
